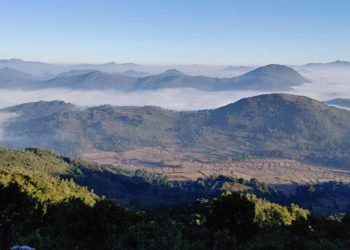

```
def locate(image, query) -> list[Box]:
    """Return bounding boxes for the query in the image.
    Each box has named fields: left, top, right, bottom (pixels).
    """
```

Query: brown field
left=82, top=147, right=350, bottom=191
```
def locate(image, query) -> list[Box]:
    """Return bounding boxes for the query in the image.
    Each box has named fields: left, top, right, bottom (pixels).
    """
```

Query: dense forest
left=1, top=148, right=350, bottom=249
left=3, top=177, right=350, bottom=249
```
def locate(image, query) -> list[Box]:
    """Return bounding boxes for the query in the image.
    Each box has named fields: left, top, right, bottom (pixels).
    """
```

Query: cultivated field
left=82, top=147, right=350, bottom=192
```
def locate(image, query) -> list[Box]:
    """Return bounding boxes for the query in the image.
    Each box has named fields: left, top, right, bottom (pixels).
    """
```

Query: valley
left=3, top=2, right=350, bottom=248
left=1, top=93, right=350, bottom=193
left=82, top=147, right=350, bottom=193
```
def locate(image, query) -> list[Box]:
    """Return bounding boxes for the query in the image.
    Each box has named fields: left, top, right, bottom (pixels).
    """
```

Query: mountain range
left=134, top=65, right=308, bottom=91
left=1, top=93, right=349, bottom=169
left=0, top=58, right=142, bottom=76
left=45, top=70, right=137, bottom=90
left=297, top=60, right=350, bottom=71
left=0, top=63, right=309, bottom=91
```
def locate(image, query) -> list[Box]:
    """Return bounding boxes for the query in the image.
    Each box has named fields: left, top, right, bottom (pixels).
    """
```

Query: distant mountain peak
left=258, top=64, right=291, bottom=70
left=330, top=60, right=350, bottom=65
left=303, top=60, right=350, bottom=68
left=8, top=58, right=24, bottom=62
left=103, top=61, right=118, bottom=65
left=2, top=100, right=78, bottom=118
left=229, top=64, right=309, bottom=91
left=220, top=93, right=316, bottom=110
left=221, top=66, right=253, bottom=71
left=160, top=69, right=186, bottom=76
left=325, top=98, right=350, bottom=109
left=0, top=58, right=24, bottom=63
left=246, top=64, right=307, bottom=78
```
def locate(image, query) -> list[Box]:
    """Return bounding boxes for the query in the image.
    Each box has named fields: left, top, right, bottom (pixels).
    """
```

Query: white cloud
left=0, top=88, right=266, bottom=111
left=0, top=112, right=18, bottom=140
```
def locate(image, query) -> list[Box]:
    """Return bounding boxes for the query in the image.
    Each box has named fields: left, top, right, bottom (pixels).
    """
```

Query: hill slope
left=2, top=147, right=350, bottom=250
left=227, top=64, right=309, bottom=90
left=0, top=67, right=37, bottom=88
left=0, top=148, right=97, bottom=206
left=1, top=93, right=350, bottom=168
left=44, top=70, right=137, bottom=90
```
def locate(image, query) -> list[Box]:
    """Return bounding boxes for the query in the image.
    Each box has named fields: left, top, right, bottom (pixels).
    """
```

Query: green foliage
left=1, top=172, right=350, bottom=249
left=2, top=147, right=350, bottom=249
left=0, top=169, right=97, bottom=206
left=0, top=147, right=70, bottom=175
left=246, top=194, right=309, bottom=227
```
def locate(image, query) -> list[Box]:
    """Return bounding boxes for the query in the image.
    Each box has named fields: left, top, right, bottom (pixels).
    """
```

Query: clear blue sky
left=0, top=0, right=349, bottom=65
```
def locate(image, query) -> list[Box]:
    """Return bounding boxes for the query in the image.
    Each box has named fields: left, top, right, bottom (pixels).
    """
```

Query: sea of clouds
left=0, top=68, right=348, bottom=111
left=0, top=84, right=347, bottom=111
left=0, top=70, right=348, bottom=142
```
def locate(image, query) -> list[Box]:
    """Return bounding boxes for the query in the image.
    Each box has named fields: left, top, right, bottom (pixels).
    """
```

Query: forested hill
left=0, top=148, right=280, bottom=209
left=2, top=93, right=350, bottom=168
left=2, top=147, right=350, bottom=249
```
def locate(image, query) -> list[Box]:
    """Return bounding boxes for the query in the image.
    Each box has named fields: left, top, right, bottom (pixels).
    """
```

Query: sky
left=0, top=0, right=350, bottom=65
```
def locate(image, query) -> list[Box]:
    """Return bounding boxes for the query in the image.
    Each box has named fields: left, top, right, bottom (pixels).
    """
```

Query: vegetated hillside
left=0, top=179, right=312, bottom=249
left=205, top=93, right=350, bottom=166
left=1, top=147, right=349, bottom=215
left=326, top=98, right=350, bottom=109
left=0, top=148, right=280, bottom=209
left=3, top=147, right=350, bottom=249
left=2, top=93, right=350, bottom=168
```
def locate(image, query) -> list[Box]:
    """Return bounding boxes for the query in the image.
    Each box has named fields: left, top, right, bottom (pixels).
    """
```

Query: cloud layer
left=0, top=112, right=18, bottom=140
left=0, top=69, right=348, bottom=111
left=0, top=88, right=267, bottom=111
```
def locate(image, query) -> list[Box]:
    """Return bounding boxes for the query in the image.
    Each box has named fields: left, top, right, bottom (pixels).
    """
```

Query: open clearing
left=82, top=147, right=350, bottom=190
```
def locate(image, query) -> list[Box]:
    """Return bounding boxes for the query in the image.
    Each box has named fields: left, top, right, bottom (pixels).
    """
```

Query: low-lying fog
left=0, top=70, right=349, bottom=111
left=0, top=88, right=266, bottom=111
